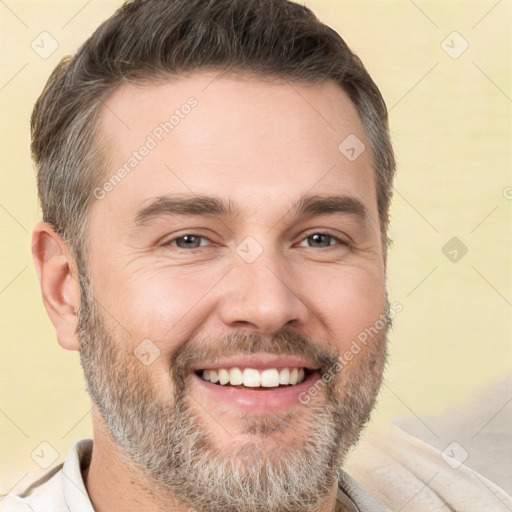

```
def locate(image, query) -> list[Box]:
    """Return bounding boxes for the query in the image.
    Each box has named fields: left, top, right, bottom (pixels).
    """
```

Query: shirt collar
left=62, top=438, right=95, bottom=512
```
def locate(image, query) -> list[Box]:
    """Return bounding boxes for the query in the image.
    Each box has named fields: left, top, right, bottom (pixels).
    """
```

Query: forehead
left=93, top=71, right=376, bottom=225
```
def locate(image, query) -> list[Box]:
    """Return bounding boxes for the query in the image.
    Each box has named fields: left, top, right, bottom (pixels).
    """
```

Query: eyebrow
left=134, top=195, right=242, bottom=225
left=291, top=194, right=368, bottom=220
left=133, top=193, right=368, bottom=226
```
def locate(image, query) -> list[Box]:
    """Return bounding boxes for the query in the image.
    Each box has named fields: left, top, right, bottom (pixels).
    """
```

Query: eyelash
left=163, top=232, right=348, bottom=250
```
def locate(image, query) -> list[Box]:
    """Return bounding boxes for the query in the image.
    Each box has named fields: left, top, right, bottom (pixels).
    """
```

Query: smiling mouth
left=195, top=367, right=314, bottom=389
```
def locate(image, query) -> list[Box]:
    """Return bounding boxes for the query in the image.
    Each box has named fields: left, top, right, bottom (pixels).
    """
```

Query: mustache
left=170, top=328, right=341, bottom=385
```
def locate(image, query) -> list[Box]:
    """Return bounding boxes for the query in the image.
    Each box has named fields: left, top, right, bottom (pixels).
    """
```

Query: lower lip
left=191, top=371, right=321, bottom=413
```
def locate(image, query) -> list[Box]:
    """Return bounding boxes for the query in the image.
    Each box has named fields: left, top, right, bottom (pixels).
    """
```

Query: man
left=5, top=0, right=396, bottom=510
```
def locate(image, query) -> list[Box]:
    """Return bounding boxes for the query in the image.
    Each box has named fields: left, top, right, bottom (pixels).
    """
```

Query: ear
left=31, top=222, right=82, bottom=351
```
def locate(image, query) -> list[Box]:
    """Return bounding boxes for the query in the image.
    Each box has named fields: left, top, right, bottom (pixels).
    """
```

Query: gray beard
left=77, top=274, right=387, bottom=512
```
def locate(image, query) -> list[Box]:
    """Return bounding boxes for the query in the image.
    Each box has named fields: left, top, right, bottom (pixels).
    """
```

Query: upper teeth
left=201, top=367, right=306, bottom=387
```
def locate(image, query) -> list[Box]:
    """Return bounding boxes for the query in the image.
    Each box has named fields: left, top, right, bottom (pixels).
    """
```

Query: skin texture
left=32, top=71, right=388, bottom=512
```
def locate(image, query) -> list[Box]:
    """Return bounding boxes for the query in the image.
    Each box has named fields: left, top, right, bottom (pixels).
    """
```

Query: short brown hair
left=31, top=0, right=395, bottom=267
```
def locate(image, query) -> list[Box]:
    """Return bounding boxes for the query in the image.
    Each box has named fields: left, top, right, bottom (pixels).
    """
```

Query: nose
left=218, top=249, right=310, bottom=333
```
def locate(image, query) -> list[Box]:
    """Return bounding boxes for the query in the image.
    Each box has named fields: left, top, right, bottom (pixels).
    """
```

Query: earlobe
left=31, top=222, right=82, bottom=351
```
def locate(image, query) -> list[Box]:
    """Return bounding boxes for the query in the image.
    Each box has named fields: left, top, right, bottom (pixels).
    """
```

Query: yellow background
left=1, top=0, right=510, bottom=493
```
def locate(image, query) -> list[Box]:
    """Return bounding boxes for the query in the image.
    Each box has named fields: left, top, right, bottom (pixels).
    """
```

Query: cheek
left=109, top=267, right=222, bottom=350
left=105, top=269, right=220, bottom=397
left=307, top=265, right=386, bottom=351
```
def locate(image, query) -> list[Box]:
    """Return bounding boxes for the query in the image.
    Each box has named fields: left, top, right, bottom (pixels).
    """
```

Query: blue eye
left=169, top=234, right=209, bottom=249
left=298, top=233, right=343, bottom=248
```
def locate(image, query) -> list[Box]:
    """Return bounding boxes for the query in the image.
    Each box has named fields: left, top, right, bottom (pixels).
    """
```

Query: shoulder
left=345, top=377, right=512, bottom=511
left=346, top=423, right=512, bottom=511
left=1, top=464, right=65, bottom=512
left=0, top=438, right=93, bottom=512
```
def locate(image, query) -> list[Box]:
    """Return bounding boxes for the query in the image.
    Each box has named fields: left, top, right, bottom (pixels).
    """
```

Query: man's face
left=79, top=72, right=388, bottom=511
